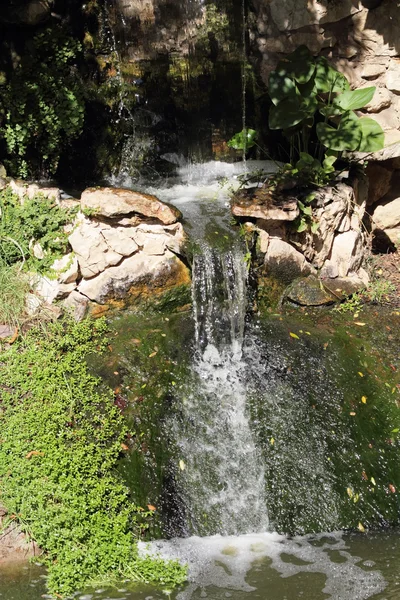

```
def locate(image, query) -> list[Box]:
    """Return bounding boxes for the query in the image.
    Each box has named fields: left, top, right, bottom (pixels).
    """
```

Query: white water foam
left=139, top=532, right=386, bottom=600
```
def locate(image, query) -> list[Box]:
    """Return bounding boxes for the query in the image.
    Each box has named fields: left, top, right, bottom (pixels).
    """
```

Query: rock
left=283, top=275, right=337, bottom=306
left=78, top=250, right=189, bottom=305
left=132, top=222, right=187, bottom=255
left=63, top=291, right=90, bottom=322
left=0, top=0, right=51, bottom=26
left=0, top=163, right=6, bottom=178
left=25, top=293, right=42, bottom=316
left=384, top=228, right=400, bottom=246
left=232, top=190, right=299, bottom=221
left=80, top=187, right=181, bottom=224
left=364, top=86, right=392, bottom=113
left=30, top=240, right=45, bottom=260
left=373, top=198, right=400, bottom=229
left=0, top=504, right=40, bottom=564
left=34, top=276, right=77, bottom=304
left=50, top=253, right=79, bottom=284
left=7, top=180, right=61, bottom=203
left=366, top=163, right=393, bottom=205
left=320, top=230, right=364, bottom=279
left=0, top=177, right=6, bottom=190
left=361, top=62, right=387, bottom=80
left=322, top=274, right=369, bottom=300
left=100, top=228, right=139, bottom=256
left=68, top=221, right=125, bottom=278
left=264, top=238, right=315, bottom=285
left=386, top=59, right=400, bottom=93
left=0, top=324, right=16, bottom=339
left=269, top=0, right=361, bottom=32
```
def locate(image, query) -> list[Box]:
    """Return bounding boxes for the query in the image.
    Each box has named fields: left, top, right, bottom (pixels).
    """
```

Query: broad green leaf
left=298, top=152, right=315, bottom=165
left=316, top=111, right=362, bottom=151
left=334, top=87, right=376, bottom=111
left=276, top=45, right=316, bottom=84
left=314, top=57, right=350, bottom=94
left=311, top=220, right=320, bottom=233
left=296, top=218, right=308, bottom=233
left=268, top=71, right=297, bottom=106
left=227, top=128, right=257, bottom=150
left=269, top=96, right=309, bottom=130
left=357, top=117, right=385, bottom=152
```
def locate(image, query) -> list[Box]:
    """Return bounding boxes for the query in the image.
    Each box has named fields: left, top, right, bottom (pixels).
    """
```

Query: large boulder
left=80, top=187, right=181, bottom=225
left=264, top=237, right=315, bottom=284
left=373, top=197, right=400, bottom=230
left=78, top=250, right=190, bottom=305
left=268, top=0, right=361, bottom=32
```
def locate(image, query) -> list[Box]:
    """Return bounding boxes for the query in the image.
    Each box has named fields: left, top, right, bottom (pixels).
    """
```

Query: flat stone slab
left=232, top=189, right=299, bottom=221
left=81, top=187, right=181, bottom=224
left=283, top=275, right=337, bottom=306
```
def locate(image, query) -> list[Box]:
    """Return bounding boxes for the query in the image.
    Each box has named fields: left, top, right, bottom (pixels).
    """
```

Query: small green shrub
left=0, top=318, right=187, bottom=596
left=0, top=27, right=85, bottom=178
left=0, top=187, right=76, bottom=273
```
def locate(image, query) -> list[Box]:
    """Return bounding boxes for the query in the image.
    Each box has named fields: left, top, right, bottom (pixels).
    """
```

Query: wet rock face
left=0, top=0, right=52, bottom=26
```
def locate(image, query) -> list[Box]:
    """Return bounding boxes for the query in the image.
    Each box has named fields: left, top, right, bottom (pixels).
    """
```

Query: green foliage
left=0, top=187, right=76, bottom=273
left=0, top=27, right=85, bottom=178
left=227, top=128, right=257, bottom=151
left=267, top=46, right=385, bottom=168
left=0, top=264, right=30, bottom=327
left=0, top=318, right=187, bottom=596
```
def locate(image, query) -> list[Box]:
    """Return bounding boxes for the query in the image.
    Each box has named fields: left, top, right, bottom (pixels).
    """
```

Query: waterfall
left=171, top=240, right=268, bottom=537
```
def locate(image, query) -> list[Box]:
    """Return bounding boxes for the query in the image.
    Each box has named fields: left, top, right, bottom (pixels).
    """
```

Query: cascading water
left=175, top=242, right=269, bottom=537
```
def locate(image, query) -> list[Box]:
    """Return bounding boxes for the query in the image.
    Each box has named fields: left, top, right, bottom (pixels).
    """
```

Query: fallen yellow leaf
left=289, top=332, right=299, bottom=339
left=149, top=351, right=158, bottom=358
left=358, top=522, right=365, bottom=533
left=354, top=322, right=366, bottom=327
left=179, top=460, right=186, bottom=471
left=361, top=396, right=367, bottom=404
left=270, top=437, right=275, bottom=446
left=350, top=411, right=356, bottom=416
left=347, top=487, right=353, bottom=498
left=147, top=504, right=156, bottom=511
left=358, top=372, right=364, bottom=377
left=370, top=477, right=376, bottom=486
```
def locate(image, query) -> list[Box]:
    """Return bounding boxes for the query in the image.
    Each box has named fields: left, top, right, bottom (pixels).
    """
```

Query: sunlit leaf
left=179, top=459, right=186, bottom=471
left=361, top=396, right=367, bottom=404
left=335, top=87, right=376, bottom=111
left=357, top=117, right=385, bottom=152
left=347, top=487, right=353, bottom=498
left=370, top=477, right=376, bottom=486
left=358, top=522, right=365, bottom=532
left=289, top=332, right=300, bottom=339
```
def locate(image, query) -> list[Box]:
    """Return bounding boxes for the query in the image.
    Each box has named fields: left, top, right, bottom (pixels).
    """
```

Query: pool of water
left=1, top=530, right=399, bottom=599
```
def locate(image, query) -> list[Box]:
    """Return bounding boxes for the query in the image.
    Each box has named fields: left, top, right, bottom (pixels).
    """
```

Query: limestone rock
left=269, top=0, right=361, bottom=32
left=283, top=275, right=337, bottom=306
left=63, top=291, right=90, bottom=321
left=322, top=274, right=369, bottom=300
left=361, top=62, right=387, bottom=80
left=0, top=163, right=6, bottom=178
left=50, top=253, right=79, bottom=284
left=386, top=59, right=400, bottom=93
left=34, top=276, right=77, bottom=304
left=101, top=228, right=139, bottom=256
left=232, top=191, right=299, bottom=221
left=132, top=222, right=187, bottom=255
left=384, top=228, right=400, bottom=246
left=264, top=238, right=315, bottom=285
left=373, top=198, right=400, bottom=229
left=364, top=87, right=392, bottom=113
left=68, top=221, right=124, bottom=278
left=78, top=250, right=189, bottom=305
left=320, top=230, right=364, bottom=279
left=80, top=187, right=181, bottom=224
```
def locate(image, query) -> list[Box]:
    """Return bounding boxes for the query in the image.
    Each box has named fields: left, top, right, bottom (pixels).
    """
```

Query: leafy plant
left=266, top=46, right=384, bottom=187
left=227, top=128, right=258, bottom=152
left=0, top=318, right=187, bottom=596
left=0, top=27, right=85, bottom=178
left=0, top=187, right=76, bottom=273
